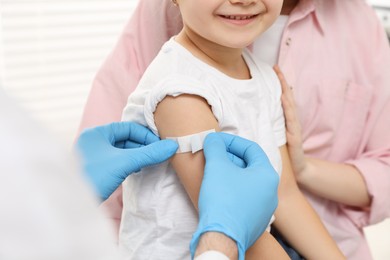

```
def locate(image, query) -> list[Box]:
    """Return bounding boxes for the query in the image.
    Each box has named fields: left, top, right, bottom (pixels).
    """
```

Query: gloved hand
left=76, top=122, right=178, bottom=200
left=190, top=133, right=279, bottom=260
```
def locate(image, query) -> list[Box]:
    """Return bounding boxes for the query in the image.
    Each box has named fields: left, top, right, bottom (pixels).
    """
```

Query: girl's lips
left=218, top=14, right=260, bottom=26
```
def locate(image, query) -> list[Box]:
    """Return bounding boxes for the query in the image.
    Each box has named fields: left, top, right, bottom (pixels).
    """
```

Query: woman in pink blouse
left=78, top=0, right=390, bottom=259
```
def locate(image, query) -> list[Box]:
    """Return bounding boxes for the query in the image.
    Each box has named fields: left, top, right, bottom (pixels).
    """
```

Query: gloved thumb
left=204, top=132, right=247, bottom=167
left=217, top=132, right=270, bottom=169
left=123, top=139, right=178, bottom=172
left=203, top=133, right=231, bottom=163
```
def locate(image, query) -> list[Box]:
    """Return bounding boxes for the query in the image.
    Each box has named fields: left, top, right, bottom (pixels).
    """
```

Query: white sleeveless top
left=120, top=38, right=286, bottom=259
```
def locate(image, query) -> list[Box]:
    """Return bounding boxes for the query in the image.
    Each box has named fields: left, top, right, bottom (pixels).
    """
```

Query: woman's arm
left=297, top=159, right=371, bottom=207
left=273, top=145, right=345, bottom=259
left=275, top=66, right=372, bottom=208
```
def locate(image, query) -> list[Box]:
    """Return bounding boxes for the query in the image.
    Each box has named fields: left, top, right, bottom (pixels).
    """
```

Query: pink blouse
left=78, top=0, right=390, bottom=259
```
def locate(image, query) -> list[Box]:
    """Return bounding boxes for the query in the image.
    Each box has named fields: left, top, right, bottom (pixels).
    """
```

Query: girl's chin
left=224, top=41, right=255, bottom=49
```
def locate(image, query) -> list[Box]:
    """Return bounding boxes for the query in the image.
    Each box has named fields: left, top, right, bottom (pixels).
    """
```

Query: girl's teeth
left=224, top=15, right=253, bottom=20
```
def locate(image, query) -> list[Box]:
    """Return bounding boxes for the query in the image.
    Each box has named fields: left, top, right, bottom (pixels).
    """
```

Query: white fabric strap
left=166, top=129, right=216, bottom=154
left=194, top=250, right=230, bottom=260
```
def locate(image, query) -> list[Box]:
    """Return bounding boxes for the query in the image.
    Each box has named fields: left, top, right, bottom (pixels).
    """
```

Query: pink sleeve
left=77, top=0, right=182, bottom=233
left=343, top=12, right=390, bottom=227
left=78, top=0, right=182, bottom=133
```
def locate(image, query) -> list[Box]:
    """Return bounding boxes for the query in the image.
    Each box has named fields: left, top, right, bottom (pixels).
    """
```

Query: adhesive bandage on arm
left=166, top=129, right=216, bottom=154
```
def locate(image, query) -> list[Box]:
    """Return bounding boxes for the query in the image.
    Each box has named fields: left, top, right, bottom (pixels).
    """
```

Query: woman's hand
left=273, top=66, right=371, bottom=208
left=274, top=66, right=308, bottom=181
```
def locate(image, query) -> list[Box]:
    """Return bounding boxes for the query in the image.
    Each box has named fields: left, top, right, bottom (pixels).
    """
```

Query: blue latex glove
left=190, top=133, right=279, bottom=260
left=76, top=122, right=178, bottom=200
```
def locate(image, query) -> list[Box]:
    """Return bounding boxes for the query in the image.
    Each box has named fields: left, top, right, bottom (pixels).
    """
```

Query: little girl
left=120, top=0, right=344, bottom=259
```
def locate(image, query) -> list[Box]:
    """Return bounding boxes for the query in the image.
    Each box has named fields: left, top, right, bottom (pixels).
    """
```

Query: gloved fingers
left=109, top=121, right=160, bottom=145
left=125, top=139, right=178, bottom=170
left=203, top=132, right=232, bottom=163
left=216, top=132, right=255, bottom=160
left=218, top=132, right=271, bottom=169
left=227, top=152, right=246, bottom=168
left=114, top=140, right=143, bottom=149
left=241, top=142, right=272, bottom=169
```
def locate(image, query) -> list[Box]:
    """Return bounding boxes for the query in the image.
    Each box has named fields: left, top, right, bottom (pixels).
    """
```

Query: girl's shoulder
left=142, top=38, right=211, bottom=86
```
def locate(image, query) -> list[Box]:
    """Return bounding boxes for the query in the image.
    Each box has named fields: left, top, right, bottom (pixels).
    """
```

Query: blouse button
left=286, top=37, right=292, bottom=46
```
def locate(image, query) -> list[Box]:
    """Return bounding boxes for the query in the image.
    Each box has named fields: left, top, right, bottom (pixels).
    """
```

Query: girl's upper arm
left=154, top=94, right=220, bottom=209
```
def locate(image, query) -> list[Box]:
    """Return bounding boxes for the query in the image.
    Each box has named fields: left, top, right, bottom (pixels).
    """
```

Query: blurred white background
left=0, top=0, right=138, bottom=146
left=0, top=0, right=389, bottom=259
